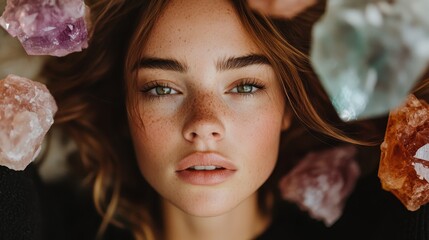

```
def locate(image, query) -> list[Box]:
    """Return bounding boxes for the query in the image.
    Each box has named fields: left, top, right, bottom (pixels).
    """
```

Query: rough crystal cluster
left=0, top=74, right=57, bottom=171
left=379, top=94, right=429, bottom=211
left=279, top=145, right=360, bottom=226
left=0, top=0, right=90, bottom=57
left=310, top=0, right=429, bottom=121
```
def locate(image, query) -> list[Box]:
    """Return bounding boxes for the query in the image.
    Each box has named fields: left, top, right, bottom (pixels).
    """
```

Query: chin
left=174, top=191, right=241, bottom=217
left=180, top=202, right=236, bottom=218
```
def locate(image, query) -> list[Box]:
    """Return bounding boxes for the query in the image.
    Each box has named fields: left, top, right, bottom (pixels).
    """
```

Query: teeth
left=191, top=165, right=218, bottom=170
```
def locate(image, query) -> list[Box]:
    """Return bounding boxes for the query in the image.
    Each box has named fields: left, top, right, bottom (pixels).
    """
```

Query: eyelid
left=228, top=78, right=265, bottom=94
left=140, top=80, right=173, bottom=91
left=140, top=80, right=181, bottom=97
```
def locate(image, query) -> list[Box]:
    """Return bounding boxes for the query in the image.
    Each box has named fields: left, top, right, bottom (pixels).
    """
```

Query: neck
left=162, top=193, right=270, bottom=240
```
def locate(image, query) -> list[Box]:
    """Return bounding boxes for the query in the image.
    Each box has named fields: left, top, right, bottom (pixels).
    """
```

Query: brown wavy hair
left=42, top=0, right=429, bottom=239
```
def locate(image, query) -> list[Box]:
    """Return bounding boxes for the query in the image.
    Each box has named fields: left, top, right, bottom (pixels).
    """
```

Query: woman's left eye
left=230, top=81, right=264, bottom=94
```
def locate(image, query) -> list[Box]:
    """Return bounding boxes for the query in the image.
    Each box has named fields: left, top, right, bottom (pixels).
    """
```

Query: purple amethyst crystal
left=0, top=0, right=90, bottom=57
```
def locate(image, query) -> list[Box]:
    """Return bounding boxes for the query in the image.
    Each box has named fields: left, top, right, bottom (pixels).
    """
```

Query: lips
left=176, top=152, right=237, bottom=171
left=176, top=152, right=237, bottom=185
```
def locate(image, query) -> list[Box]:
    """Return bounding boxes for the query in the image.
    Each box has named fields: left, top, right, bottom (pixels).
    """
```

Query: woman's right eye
left=141, top=82, right=179, bottom=97
left=151, top=86, right=176, bottom=95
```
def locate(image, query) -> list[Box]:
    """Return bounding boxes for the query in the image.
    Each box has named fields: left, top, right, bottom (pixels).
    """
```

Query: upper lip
left=176, top=152, right=237, bottom=171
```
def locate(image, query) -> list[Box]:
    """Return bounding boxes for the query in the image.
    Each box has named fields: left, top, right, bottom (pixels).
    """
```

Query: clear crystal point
left=310, top=0, right=429, bottom=121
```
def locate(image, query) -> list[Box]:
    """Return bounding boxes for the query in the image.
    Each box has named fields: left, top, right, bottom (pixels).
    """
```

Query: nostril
left=187, top=131, right=221, bottom=141
left=184, top=123, right=224, bottom=142
left=212, top=132, right=221, bottom=139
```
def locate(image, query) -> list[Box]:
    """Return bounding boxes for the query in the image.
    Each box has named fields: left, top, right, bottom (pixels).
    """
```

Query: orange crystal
left=379, top=94, right=429, bottom=211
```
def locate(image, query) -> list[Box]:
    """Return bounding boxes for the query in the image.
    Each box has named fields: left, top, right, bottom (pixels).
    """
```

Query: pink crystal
left=0, top=0, right=90, bottom=57
left=279, top=145, right=360, bottom=226
left=0, top=74, right=57, bottom=171
left=379, top=94, right=429, bottom=211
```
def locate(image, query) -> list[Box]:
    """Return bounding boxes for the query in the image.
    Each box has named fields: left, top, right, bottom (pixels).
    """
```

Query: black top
left=1, top=165, right=428, bottom=240
left=256, top=173, right=429, bottom=240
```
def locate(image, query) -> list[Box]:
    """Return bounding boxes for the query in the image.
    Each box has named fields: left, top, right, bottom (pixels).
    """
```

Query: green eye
left=236, top=85, right=254, bottom=93
left=155, top=86, right=172, bottom=95
left=231, top=84, right=261, bottom=94
left=229, top=79, right=264, bottom=94
left=140, top=81, right=179, bottom=99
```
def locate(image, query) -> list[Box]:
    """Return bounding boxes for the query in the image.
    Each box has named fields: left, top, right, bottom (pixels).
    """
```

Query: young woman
left=2, top=0, right=429, bottom=239
left=46, top=0, right=350, bottom=238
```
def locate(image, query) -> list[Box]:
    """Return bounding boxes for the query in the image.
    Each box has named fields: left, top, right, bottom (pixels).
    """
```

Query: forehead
left=142, top=0, right=261, bottom=58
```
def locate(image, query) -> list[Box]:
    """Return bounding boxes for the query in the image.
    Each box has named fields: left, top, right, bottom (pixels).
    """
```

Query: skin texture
left=248, top=0, right=317, bottom=19
left=128, top=0, right=290, bottom=239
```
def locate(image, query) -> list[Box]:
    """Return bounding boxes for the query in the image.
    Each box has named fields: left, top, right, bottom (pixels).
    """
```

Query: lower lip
left=176, top=169, right=236, bottom=185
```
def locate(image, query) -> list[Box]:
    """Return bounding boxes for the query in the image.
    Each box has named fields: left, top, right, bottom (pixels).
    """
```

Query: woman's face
left=128, top=0, right=289, bottom=217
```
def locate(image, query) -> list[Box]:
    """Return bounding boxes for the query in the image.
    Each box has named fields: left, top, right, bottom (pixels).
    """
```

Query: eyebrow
left=137, top=54, right=270, bottom=72
left=216, top=54, right=270, bottom=71
left=138, top=57, right=188, bottom=72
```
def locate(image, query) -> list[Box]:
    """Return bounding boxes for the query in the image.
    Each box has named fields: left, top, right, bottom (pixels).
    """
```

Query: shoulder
left=0, top=165, right=133, bottom=240
left=36, top=173, right=133, bottom=240
left=0, top=165, right=42, bottom=239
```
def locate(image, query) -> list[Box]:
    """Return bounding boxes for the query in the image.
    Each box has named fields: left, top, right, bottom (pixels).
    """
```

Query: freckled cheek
left=142, top=117, right=175, bottom=146
left=233, top=99, right=284, bottom=144
left=234, top=110, right=283, bottom=175
left=136, top=102, right=180, bottom=141
left=130, top=109, right=179, bottom=172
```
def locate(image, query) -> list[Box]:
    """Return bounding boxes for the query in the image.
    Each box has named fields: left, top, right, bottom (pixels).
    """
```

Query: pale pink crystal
left=0, top=0, right=90, bottom=57
left=279, top=145, right=360, bottom=226
left=379, top=94, right=429, bottom=211
left=0, top=74, right=57, bottom=171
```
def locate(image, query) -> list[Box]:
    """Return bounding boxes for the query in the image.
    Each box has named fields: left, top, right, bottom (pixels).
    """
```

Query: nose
left=182, top=93, right=225, bottom=144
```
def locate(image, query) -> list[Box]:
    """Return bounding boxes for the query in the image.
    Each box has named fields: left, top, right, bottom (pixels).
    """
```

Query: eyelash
left=140, top=81, right=169, bottom=92
left=140, top=81, right=175, bottom=100
left=233, top=78, right=265, bottom=95
left=140, top=78, right=265, bottom=100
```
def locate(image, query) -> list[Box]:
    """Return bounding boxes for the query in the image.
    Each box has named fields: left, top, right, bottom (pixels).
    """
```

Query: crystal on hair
left=0, top=0, right=90, bottom=57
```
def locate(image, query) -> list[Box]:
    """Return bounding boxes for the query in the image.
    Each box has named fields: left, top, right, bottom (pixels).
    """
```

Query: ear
left=281, top=108, right=293, bottom=131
